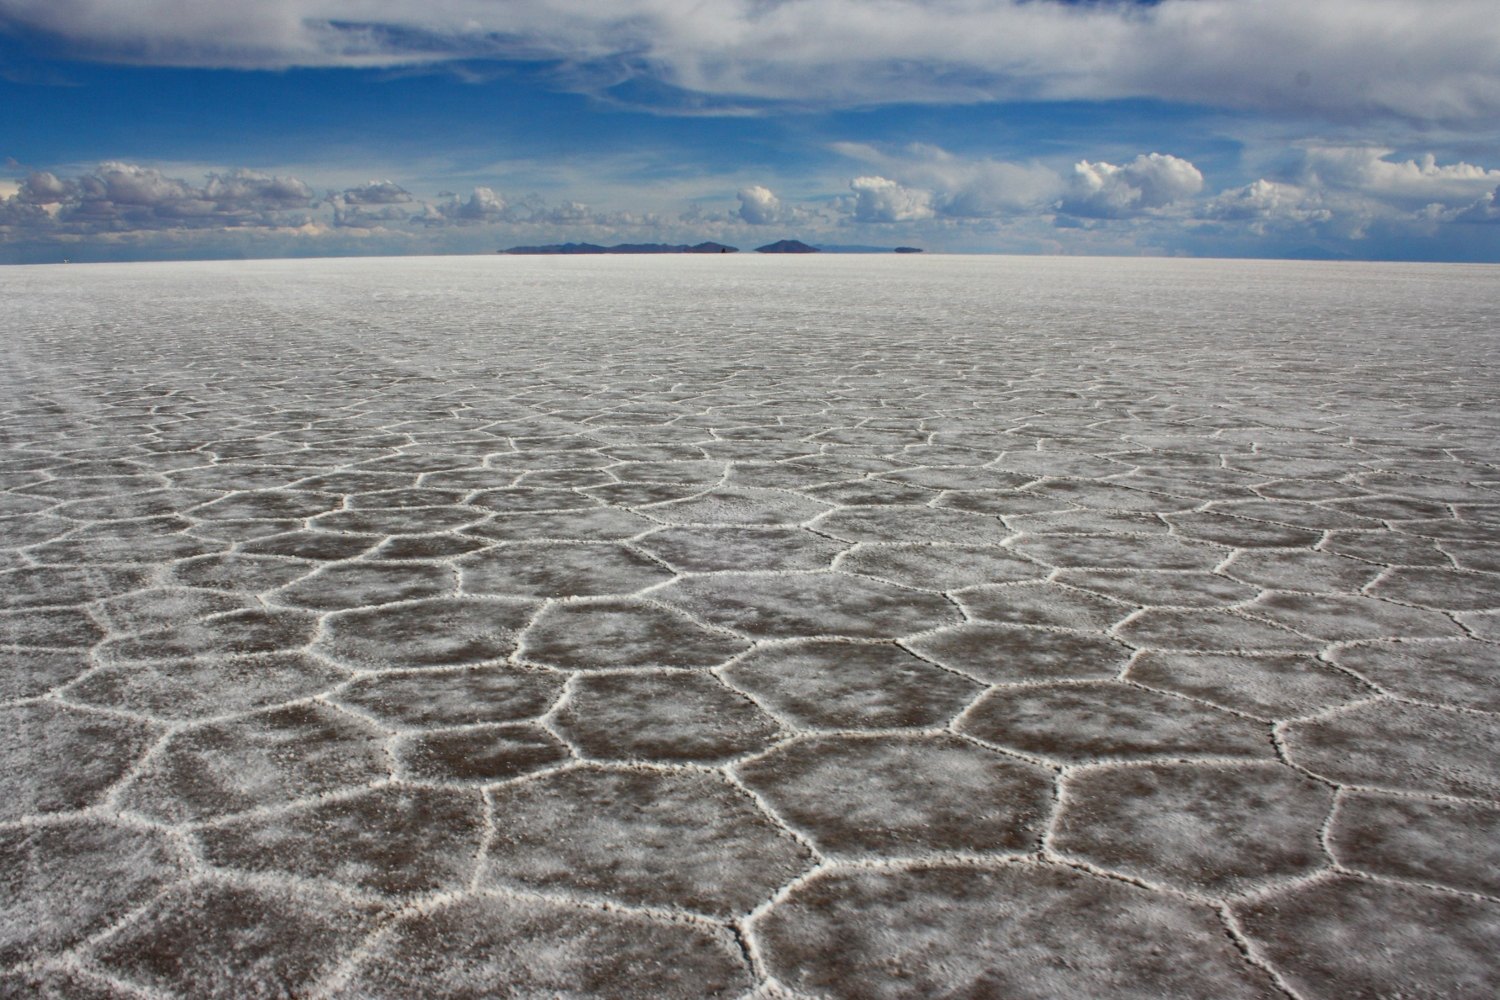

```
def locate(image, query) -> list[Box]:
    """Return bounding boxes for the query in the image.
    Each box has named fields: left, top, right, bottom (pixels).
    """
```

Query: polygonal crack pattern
left=5, top=257, right=1499, bottom=997
left=1, top=819, right=185, bottom=966
left=1233, top=876, right=1500, bottom=1000
left=483, top=767, right=816, bottom=917
left=737, top=733, right=1052, bottom=858
left=753, top=862, right=1284, bottom=999
left=88, top=878, right=384, bottom=999
left=196, top=784, right=485, bottom=896
left=1052, top=761, right=1332, bottom=895
left=553, top=670, right=784, bottom=763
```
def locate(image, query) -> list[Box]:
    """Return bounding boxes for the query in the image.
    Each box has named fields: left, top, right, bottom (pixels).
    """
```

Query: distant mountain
left=755, top=239, right=820, bottom=253
left=502, top=242, right=738, bottom=254
left=500, top=238, right=926, bottom=255
left=811, top=244, right=924, bottom=254
left=814, top=244, right=895, bottom=253
left=503, top=242, right=610, bottom=254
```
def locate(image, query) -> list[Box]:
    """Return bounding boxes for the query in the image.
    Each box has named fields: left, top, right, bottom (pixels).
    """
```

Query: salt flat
left=3, top=253, right=1499, bottom=998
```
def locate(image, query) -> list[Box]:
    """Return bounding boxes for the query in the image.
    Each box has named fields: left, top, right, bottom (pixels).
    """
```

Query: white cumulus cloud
left=736, top=185, right=784, bottom=225
left=1058, top=153, right=1204, bottom=219
left=443, top=186, right=510, bottom=222
left=833, top=143, right=1063, bottom=219
left=1200, top=180, right=1333, bottom=228
left=848, top=176, right=935, bottom=223
left=4, top=163, right=315, bottom=230
left=1199, top=147, right=1500, bottom=238
left=1449, top=187, right=1500, bottom=224
left=1298, top=147, right=1500, bottom=205
left=328, top=179, right=416, bottom=227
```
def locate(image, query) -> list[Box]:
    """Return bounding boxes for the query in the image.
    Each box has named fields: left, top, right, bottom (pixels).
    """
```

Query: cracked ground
left=2, top=254, right=1498, bottom=999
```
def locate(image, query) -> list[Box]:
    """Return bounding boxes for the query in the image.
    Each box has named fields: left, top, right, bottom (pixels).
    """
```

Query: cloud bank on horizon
left=3, top=0, right=1500, bottom=261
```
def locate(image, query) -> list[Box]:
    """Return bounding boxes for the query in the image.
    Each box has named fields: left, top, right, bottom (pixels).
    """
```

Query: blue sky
left=3, top=0, right=1499, bottom=263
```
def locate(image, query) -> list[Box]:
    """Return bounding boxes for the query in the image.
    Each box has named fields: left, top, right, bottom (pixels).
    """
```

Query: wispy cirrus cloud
left=4, top=1, right=1499, bottom=124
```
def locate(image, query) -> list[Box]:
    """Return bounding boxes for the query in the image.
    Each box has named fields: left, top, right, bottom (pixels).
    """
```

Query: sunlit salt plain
left=3, top=253, right=1499, bottom=998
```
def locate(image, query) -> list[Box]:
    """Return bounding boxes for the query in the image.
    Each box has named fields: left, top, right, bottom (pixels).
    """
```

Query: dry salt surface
left=2, top=253, right=1499, bottom=999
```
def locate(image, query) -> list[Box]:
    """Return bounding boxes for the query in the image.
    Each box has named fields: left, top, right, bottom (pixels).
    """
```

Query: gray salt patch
left=1056, top=569, right=1257, bottom=608
left=954, top=581, right=1134, bottom=630
left=1330, top=791, right=1500, bottom=897
left=738, top=733, right=1052, bottom=858
left=332, top=893, right=751, bottom=999
left=656, top=571, right=960, bottom=639
left=1283, top=700, right=1500, bottom=799
left=1054, top=762, right=1331, bottom=894
left=1222, top=548, right=1382, bottom=592
left=1208, top=499, right=1378, bottom=530
left=120, top=703, right=389, bottom=823
left=332, top=666, right=562, bottom=728
left=270, top=561, right=455, bottom=610
left=1, top=819, right=183, bottom=965
left=834, top=542, right=1044, bottom=590
left=1322, top=530, right=1452, bottom=566
left=1244, top=591, right=1461, bottom=641
left=1125, top=651, right=1373, bottom=720
left=309, top=506, right=486, bottom=535
left=484, top=767, right=814, bottom=916
left=238, top=530, right=378, bottom=560
left=346, top=487, right=468, bottom=508
left=635, top=525, right=845, bottom=572
left=959, top=682, right=1272, bottom=763
left=1370, top=567, right=1500, bottom=610
left=645, top=485, right=830, bottom=525
left=90, top=878, right=382, bottom=1000
left=97, top=608, right=319, bottom=662
left=396, top=722, right=569, bottom=783
left=1329, top=639, right=1500, bottom=712
left=1115, top=608, right=1320, bottom=652
left=1164, top=510, right=1323, bottom=548
left=907, top=623, right=1130, bottom=684
left=813, top=505, right=1013, bottom=544
left=755, top=863, right=1281, bottom=1000
left=171, top=554, right=309, bottom=592
left=459, top=541, right=673, bottom=598
left=197, top=784, right=484, bottom=896
left=468, top=487, right=600, bottom=512
left=1, top=565, right=152, bottom=607
left=804, top=479, right=937, bottom=506
left=465, top=508, right=656, bottom=542
left=0, top=702, right=158, bottom=821
left=554, top=671, right=782, bottom=763
left=1009, top=533, right=1220, bottom=570
left=64, top=652, right=345, bottom=721
left=0, top=607, right=103, bottom=648
left=0, top=648, right=92, bottom=700
left=371, top=533, right=489, bottom=559
left=520, top=598, right=748, bottom=669
left=190, top=490, right=339, bottom=521
left=722, top=640, right=981, bottom=730
left=317, top=597, right=536, bottom=669
left=1235, top=876, right=1500, bottom=1000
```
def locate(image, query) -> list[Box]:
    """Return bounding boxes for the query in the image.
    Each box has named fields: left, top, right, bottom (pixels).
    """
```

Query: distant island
left=502, top=242, right=738, bottom=255
left=755, top=239, right=819, bottom=253
left=499, top=238, right=923, bottom=255
left=817, top=244, right=922, bottom=254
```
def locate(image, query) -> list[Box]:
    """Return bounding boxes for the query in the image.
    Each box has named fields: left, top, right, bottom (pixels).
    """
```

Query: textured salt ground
left=2, top=254, right=1499, bottom=999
